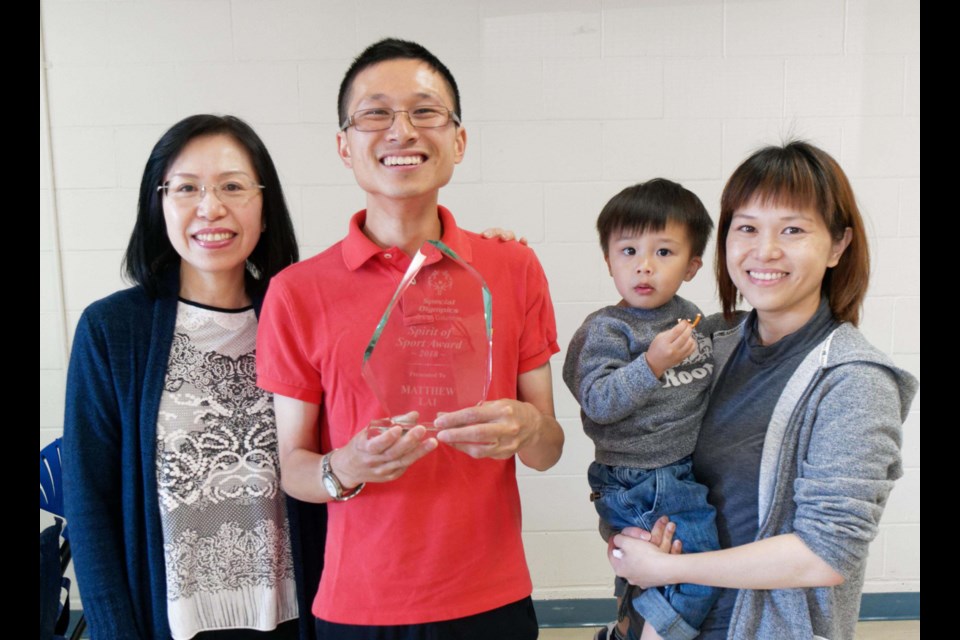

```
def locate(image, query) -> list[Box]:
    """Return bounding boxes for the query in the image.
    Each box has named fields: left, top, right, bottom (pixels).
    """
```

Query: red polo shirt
left=257, top=207, right=559, bottom=625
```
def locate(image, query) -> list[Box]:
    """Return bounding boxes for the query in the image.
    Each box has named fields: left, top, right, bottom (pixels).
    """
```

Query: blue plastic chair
left=40, top=438, right=85, bottom=640
left=40, top=438, right=67, bottom=533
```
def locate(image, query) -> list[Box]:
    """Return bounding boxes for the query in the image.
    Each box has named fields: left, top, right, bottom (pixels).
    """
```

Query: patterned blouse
left=156, top=301, right=296, bottom=639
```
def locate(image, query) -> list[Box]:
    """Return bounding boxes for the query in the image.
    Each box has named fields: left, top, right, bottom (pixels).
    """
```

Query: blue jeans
left=589, top=457, right=720, bottom=640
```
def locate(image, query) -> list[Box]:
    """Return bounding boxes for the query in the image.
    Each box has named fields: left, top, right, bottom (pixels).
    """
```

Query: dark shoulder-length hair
left=123, top=114, right=298, bottom=298
left=716, top=140, right=869, bottom=325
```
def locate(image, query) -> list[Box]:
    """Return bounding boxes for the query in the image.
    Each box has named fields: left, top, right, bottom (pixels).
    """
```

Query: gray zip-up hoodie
left=711, top=320, right=918, bottom=640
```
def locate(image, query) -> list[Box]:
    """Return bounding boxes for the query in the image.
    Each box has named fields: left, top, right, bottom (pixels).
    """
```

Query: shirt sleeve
left=517, top=251, right=560, bottom=374
left=256, top=277, right=325, bottom=404
left=62, top=310, right=145, bottom=640
left=792, top=362, right=906, bottom=579
left=562, top=314, right=662, bottom=424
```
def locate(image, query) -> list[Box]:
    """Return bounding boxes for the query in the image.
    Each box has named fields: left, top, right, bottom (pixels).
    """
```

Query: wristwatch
left=321, top=452, right=365, bottom=501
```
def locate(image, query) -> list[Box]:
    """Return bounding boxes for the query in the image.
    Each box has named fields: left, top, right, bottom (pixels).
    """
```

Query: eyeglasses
left=158, top=177, right=265, bottom=206
left=340, top=106, right=461, bottom=132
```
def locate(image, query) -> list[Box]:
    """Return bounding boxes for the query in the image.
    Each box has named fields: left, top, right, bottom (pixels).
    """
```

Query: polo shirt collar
left=341, top=206, right=473, bottom=271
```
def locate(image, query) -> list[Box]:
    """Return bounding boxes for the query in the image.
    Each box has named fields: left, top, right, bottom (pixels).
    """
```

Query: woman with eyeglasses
left=63, top=115, right=324, bottom=640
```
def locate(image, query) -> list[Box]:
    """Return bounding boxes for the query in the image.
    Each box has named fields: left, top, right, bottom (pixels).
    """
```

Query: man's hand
left=274, top=396, right=437, bottom=503
left=432, top=362, right=563, bottom=470
left=644, top=320, right=697, bottom=379
left=432, top=399, right=543, bottom=460
left=331, top=422, right=438, bottom=489
left=481, top=227, right=528, bottom=245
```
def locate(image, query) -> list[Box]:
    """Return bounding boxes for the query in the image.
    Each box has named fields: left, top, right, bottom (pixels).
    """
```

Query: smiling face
left=605, top=221, right=703, bottom=310
left=726, top=201, right=851, bottom=342
left=336, top=58, right=466, bottom=209
left=162, top=134, right=263, bottom=298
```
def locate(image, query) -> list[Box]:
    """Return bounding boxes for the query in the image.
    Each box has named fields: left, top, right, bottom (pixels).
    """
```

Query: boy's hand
left=645, top=320, right=697, bottom=379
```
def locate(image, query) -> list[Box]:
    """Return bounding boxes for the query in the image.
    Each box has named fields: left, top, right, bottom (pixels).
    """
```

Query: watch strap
left=322, top=451, right=365, bottom=501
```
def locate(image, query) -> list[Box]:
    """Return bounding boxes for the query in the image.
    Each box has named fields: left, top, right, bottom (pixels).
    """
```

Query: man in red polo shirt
left=256, top=38, right=564, bottom=639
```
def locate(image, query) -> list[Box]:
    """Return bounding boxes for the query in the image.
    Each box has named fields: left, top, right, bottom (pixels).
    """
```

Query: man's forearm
left=273, top=394, right=333, bottom=503
left=280, top=447, right=334, bottom=503
left=517, top=410, right=564, bottom=471
left=516, top=362, right=564, bottom=471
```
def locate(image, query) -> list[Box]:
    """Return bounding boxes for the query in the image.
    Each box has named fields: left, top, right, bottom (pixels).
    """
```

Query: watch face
left=323, top=476, right=339, bottom=499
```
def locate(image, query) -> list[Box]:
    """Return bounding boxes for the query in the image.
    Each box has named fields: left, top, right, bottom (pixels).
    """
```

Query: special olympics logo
left=427, top=270, right=453, bottom=295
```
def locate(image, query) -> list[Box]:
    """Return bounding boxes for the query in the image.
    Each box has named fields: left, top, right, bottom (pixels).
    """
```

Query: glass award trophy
left=363, top=240, right=493, bottom=435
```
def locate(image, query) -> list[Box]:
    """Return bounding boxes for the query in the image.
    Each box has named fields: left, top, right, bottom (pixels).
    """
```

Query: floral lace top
left=156, top=301, right=296, bottom=639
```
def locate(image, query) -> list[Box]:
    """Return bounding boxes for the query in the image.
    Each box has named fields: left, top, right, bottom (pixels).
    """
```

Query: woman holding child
left=608, top=141, right=917, bottom=639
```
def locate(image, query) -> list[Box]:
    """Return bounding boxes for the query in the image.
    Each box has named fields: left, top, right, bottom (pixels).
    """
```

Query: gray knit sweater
left=562, top=296, right=718, bottom=468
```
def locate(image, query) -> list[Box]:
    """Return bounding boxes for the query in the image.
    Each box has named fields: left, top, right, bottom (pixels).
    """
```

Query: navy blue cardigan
left=63, top=278, right=325, bottom=640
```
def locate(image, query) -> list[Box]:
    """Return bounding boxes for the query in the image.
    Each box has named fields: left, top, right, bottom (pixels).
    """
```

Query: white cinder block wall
left=40, top=0, right=920, bottom=601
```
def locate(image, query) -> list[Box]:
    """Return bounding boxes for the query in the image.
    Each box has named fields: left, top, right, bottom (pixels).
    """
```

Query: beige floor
left=539, top=620, right=920, bottom=639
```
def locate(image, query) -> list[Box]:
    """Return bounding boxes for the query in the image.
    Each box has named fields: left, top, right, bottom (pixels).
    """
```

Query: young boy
left=563, top=179, right=721, bottom=640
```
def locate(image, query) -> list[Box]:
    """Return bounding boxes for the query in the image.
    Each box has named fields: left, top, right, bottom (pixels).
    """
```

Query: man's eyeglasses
left=340, top=107, right=461, bottom=132
left=158, top=178, right=265, bottom=206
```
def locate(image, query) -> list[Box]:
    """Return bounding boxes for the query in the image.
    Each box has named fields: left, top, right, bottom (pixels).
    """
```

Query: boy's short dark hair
left=337, top=38, right=462, bottom=128
left=597, top=179, right=714, bottom=258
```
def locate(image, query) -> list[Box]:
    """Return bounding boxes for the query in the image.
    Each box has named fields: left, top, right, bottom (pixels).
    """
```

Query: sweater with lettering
left=563, top=296, right=719, bottom=468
